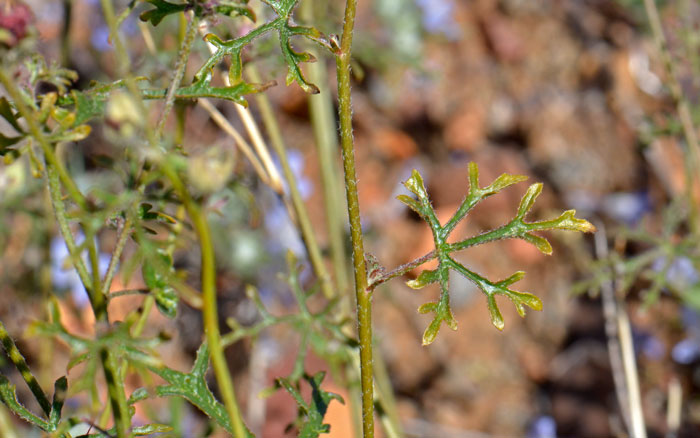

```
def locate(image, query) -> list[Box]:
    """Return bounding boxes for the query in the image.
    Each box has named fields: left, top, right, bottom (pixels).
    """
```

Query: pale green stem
left=247, top=65, right=335, bottom=300
left=155, top=11, right=197, bottom=139
left=162, top=165, right=248, bottom=438
left=336, top=0, right=374, bottom=436
left=100, top=348, right=131, bottom=438
left=45, top=165, right=92, bottom=293
left=101, top=212, right=134, bottom=297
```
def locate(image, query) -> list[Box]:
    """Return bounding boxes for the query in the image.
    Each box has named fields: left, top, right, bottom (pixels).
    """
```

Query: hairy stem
left=336, top=0, right=374, bottom=436
left=155, top=11, right=197, bottom=140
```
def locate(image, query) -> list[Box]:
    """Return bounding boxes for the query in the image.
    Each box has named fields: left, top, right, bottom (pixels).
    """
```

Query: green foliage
left=577, top=201, right=700, bottom=310
left=139, top=0, right=256, bottom=27
left=277, top=372, right=344, bottom=437
left=397, top=163, right=595, bottom=344
left=129, top=342, right=254, bottom=437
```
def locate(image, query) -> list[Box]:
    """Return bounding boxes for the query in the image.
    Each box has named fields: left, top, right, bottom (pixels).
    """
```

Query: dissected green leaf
left=142, top=249, right=179, bottom=318
left=0, top=376, right=51, bottom=431
left=154, top=286, right=178, bottom=319
left=277, top=371, right=344, bottom=438
left=406, top=269, right=439, bottom=289
left=394, top=163, right=592, bottom=341
left=139, top=0, right=188, bottom=26
left=140, top=0, right=255, bottom=26
left=520, top=232, right=553, bottom=255
left=516, top=183, right=543, bottom=219
left=130, top=342, right=254, bottom=437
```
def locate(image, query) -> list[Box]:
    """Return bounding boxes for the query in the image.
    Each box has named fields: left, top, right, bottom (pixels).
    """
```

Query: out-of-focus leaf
left=277, top=371, right=344, bottom=438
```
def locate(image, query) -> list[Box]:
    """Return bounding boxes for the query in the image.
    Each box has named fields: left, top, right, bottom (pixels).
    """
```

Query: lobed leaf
left=0, top=376, right=51, bottom=431
left=139, top=0, right=187, bottom=26
left=139, top=0, right=255, bottom=27
left=277, top=371, right=344, bottom=438
left=516, top=183, right=543, bottom=219
left=406, top=269, right=439, bottom=289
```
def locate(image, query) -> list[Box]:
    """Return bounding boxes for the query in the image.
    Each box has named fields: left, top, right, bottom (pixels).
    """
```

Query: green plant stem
left=88, top=236, right=102, bottom=303
left=335, top=0, right=374, bottom=436
left=162, top=166, right=248, bottom=438
left=0, top=69, right=87, bottom=210
left=247, top=66, right=335, bottom=300
left=100, top=348, right=131, bottom=438
left=45, top=165, right=92, bottom=291
left=0, top=320, right=52, bottom=417
left=101, top=213, right=134, bottom=297
left=155, top=11, right=197, bottom=140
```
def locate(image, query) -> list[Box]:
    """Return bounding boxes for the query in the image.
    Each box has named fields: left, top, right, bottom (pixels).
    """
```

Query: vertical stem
left=100, top=348, right=131, bottom=438
left=155, top=11, right=197, bottom=140
left=163, top=167, right=248, bottom=438
left=336, top=0, right=374, bottom=436
left=247, top=66, right=335, bottom=300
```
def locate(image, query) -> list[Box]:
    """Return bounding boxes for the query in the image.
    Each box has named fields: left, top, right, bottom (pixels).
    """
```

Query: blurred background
left=2, top=0, right=700, bottom=437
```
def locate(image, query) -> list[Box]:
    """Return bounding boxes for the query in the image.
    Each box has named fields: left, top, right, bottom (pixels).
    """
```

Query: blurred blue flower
left=51, top=233, right=110, bottom=307
left=672, top=307, right=700, bottom=364
left=632, top=329, right=665, bottom=360
left=528, top=415, right=556, bottom=438
left=91, top=25, right=113, bottom=52
left=264, top=199, right=305, bottom=257
left=281, top=149, right=313, bottom=200
left=600, top=191, right=652, bottom=225
left=415, top=0, right=461, bottom=39
left=651, top=256, right=699, bottom=292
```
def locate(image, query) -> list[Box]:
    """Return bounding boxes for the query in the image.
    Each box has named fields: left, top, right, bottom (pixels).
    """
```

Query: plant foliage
left=396, top=163, right=595, bottom=344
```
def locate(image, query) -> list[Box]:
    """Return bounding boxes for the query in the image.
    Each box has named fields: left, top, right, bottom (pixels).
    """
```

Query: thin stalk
left=336, top=0, right=374, bottom=435
left=88, top=236, right=102, bottom=305
left=100, top=348, right=131, bottom=438
left=155, top=11, right=197, bottom=139
left=198, top=99, right=272, bottom=186
left=45, top=164, right=92, bottom=293
left=101, top=212, right=135, bottom=297
left=162, top=166, right=248, bottom=438
left=247, top=65, right=335, bottom=300
left=301, top=0, right=349, bottom=295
